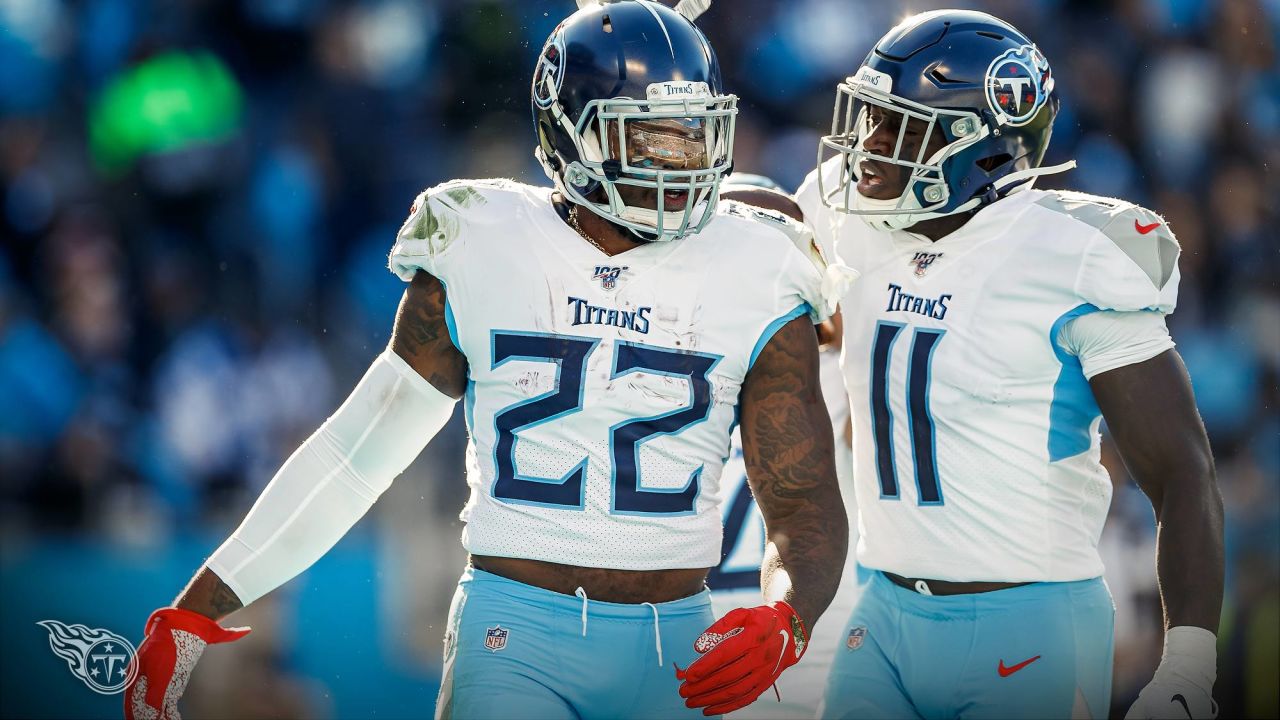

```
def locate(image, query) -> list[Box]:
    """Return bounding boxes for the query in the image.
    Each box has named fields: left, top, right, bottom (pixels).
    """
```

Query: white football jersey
left=389, top=179, right=828, bottom=570
left=797, top=162, right=1181, bottom=582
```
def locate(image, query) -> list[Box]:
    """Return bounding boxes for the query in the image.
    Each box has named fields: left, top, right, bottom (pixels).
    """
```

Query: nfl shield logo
left=847, top=626, right=867, bottom=651
left=485, top=626, right=509, bottom=652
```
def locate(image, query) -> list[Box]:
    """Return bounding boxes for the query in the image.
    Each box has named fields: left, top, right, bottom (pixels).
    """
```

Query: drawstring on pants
left=574, top=587, right=588, bottom=637
left=572, top=586, right=664, bottom=667
left=642, top=602, right=663, bottom=667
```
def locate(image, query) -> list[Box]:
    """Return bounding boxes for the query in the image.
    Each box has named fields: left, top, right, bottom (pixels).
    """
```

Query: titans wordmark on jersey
left=797, top=161, right=1180, bottom=583
left=389, top=179, right=829, bottom=571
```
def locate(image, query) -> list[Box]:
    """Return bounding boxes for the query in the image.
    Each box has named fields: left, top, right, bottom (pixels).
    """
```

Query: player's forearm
left=1090, top=352, right=1224, bottom=632
left=1152, top=470, right=1225, bottom=632
left=174, top=567, right=244, bottom=621
left=739, top=315, right=847, bottom=626
left=199, top=349, right=456, bottom=607
left=761, top=492, right=848, bottom=628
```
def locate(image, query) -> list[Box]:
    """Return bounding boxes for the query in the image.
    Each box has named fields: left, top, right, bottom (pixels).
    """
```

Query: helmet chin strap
left=552, top=165, right=712, bottom=243
left=618, top=205, right=695, bottom=234
left=988, top=160, right=1076, bottom=194
left=855, top=159, right=1076, bottom=232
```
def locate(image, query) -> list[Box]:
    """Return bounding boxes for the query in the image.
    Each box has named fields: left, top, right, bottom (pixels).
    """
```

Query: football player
left=710, top=172, right=859, bottom=720
left=795, top=9, right=1223, bottom=720
left=712, top=173, right=858, bottom=718
left=124, top=2, right=848, bottom=719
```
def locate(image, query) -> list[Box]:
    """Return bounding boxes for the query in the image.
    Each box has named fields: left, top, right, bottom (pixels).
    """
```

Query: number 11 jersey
left=797, top=164, right=1181, bottom=583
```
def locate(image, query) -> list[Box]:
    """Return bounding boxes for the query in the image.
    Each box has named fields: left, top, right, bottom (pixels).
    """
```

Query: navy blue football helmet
left=532, top=0, right=737, bottom=240
left=818, top=9, right=1071, bottom=230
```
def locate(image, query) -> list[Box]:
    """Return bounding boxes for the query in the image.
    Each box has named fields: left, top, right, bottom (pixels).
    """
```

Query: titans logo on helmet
left=984, top=44, right=1052, bottom=126
left=532, top=30, right=567, bottom=110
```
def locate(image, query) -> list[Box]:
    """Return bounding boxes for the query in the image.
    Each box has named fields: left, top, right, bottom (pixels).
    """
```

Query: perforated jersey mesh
left=393, top=180, right=826, bottom=570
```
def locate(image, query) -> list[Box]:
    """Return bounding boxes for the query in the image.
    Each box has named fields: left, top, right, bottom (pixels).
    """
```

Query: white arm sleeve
left=1057, top=310, right=1175, bottom=380
left=206, top=349, right=458, bottom=605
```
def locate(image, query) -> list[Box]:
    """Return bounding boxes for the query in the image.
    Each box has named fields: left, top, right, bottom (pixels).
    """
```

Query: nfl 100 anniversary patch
left=592, top=265, right=628, bottom=290
left=909, top=251, right=944, bottom=277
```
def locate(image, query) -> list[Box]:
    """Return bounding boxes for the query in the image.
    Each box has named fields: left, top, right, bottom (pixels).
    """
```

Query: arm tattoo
left=740, top=316, right=848, bottom=626
left=209, top=579, right=242, bottom=617
left=390, top=271, right=469, bottom=398
left=175, top=567, right=244, bottom=621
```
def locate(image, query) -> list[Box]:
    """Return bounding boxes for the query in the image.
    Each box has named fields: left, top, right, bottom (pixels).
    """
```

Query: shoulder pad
left=1034, top=190, right=1179, bottom=291
left=400, top=179, right=505, bottom=237
left=720, top=199, right=830, bottom=266
left=718, top=199, right=854, bottom=320
left=397, top=179, right=516, bottom=245
left=390, top=179, right=513, bottom=281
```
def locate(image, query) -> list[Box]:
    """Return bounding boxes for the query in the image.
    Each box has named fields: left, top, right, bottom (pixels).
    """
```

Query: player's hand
left=674, top=601, right=807, bottom=716
left=1124, top=627, right=1217, bottom=720
left=124, top=608, right=250, bottom=720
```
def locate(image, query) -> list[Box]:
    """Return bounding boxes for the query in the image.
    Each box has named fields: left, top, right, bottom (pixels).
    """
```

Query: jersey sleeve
left=724, top=201, right=837, bottom=324
left=1056, top=310, right=1175, bottom=379
left=1074, top=203, right=1181, bottom=314
left=779, top=240, right=831, bottom=324
left=387, top=180, right=489, bottom=282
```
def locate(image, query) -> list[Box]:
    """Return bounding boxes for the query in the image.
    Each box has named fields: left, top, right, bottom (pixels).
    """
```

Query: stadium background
left=0, top=0, right=1275, bottom=717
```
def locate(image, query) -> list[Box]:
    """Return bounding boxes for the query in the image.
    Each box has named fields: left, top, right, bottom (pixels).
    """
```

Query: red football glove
left=675, top=601, right=808, bottom=716
left=124, top=608, right=250, bottom=720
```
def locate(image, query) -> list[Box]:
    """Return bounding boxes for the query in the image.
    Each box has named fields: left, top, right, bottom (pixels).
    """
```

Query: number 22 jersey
left=389, top=179, right=829, bottom=571
left=797, top=165, right=1181, bottom=583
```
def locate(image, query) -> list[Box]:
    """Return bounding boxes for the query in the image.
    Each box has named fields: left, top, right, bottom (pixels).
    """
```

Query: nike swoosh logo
left=770, top=630, right=790, bottom=676
left=1135, top=220, right=1161, bottom=234
left=1171, top=694, right=1192, bottom=718
left=997, top=655, right=1041, bottom=677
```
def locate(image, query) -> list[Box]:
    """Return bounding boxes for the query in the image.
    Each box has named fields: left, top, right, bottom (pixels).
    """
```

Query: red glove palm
left=675, top=601, right=808, bottom=716
left=124, top=608, right=250, bottom=720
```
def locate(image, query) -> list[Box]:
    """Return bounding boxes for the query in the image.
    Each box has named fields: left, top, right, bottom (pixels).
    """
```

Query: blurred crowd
left=1, top=0, right=1276, bottom=717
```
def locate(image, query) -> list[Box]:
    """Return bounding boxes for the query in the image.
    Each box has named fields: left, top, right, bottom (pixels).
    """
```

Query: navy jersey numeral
left=869, top=322, right=945, bottom=505
left=610, top=342, right=719, bottom=514
left=491, top=332, right=598, bottom=508
left=706, top=470, right=764, bottom=590
left=490, top=332, right=720, bottom=515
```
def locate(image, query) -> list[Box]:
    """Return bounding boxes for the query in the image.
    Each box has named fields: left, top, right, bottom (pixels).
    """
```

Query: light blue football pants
left=821, top=566, right=1115, bottom=720
left=436, top=567, right=716, bottom=720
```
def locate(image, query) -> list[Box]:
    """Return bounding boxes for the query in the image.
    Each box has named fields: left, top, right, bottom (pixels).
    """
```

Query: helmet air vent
left=976, top=30, right=1006, bottom=40
left=927, top=64, right=966, bottom=86
left=602, top=15, right=613, bottom=33
left=977, top=153, right=1013, bottom=172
